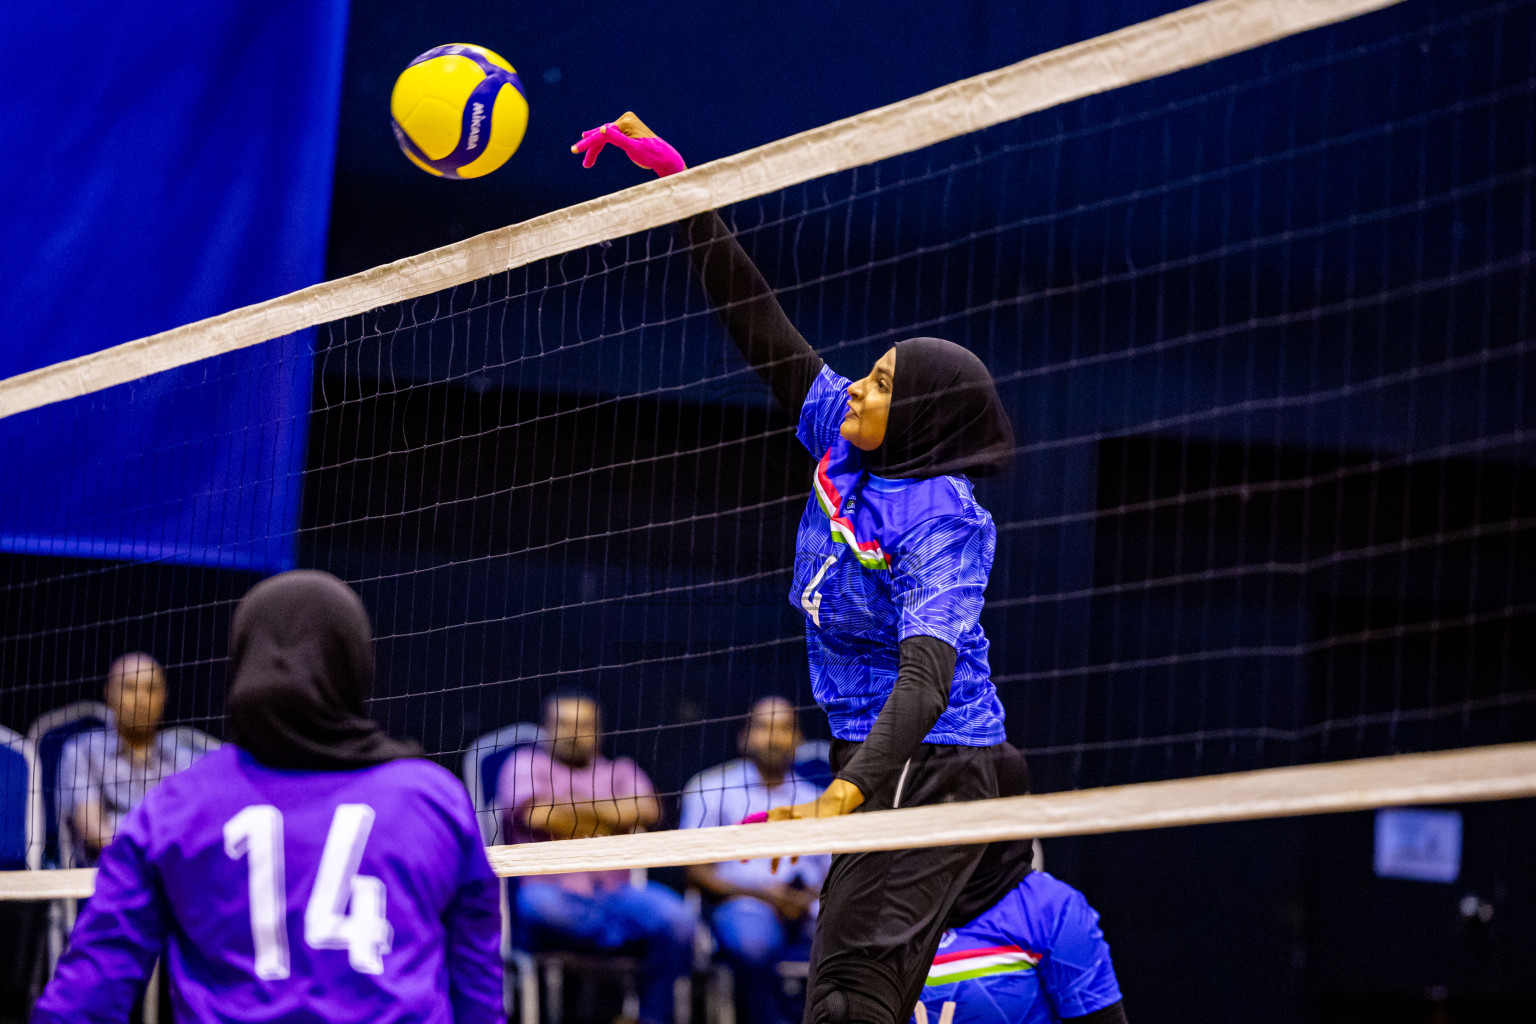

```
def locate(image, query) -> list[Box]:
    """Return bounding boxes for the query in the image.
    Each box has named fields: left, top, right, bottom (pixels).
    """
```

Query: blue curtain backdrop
left=0, top=0, right=348, bottom=571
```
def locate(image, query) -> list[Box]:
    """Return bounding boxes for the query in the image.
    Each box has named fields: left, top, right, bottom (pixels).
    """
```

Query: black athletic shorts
left=805, top=741, right=1000, bottom=1024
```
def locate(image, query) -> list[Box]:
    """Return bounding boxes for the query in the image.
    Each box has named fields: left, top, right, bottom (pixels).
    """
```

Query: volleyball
left=390, top=43, right=528, bottom=179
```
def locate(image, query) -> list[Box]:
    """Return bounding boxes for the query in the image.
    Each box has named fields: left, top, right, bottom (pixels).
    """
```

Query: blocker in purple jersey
left=34, top=745, right=503, bottom=1024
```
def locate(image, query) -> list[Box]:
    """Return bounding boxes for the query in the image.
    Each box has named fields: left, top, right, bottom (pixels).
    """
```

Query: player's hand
left=767, top=778, right=865, bottom=823
left=764, top=778, right=865, bottom=872
left=571, top=111, right=687, bottom=177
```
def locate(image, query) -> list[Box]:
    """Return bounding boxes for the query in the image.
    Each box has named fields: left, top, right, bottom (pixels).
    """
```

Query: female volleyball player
left=577, top=114, right=1015, bottom=1024
left=917, top=745, right=1127, bottom=1024
left=33, top=570, right=503, bottom=1024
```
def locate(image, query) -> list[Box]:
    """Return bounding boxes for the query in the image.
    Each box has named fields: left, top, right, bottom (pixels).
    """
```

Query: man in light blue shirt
left=680, top=697, right=831, bottom=1024
left=57, top=653, right=210, bottom=866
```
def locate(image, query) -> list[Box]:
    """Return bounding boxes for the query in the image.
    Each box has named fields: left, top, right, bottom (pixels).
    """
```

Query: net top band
left=0, top=0, right=1403, bottom=422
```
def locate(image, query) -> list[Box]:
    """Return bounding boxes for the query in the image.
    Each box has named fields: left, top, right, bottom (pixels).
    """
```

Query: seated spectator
left=57, top=653, right=206, bottom=866
left=681, top=697, right=831, bottom=1024
left=500, top=691, right=695, bottom=1024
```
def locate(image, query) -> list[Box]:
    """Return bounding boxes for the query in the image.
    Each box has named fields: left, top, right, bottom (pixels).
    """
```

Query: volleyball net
left=1, top=0, right=1534, bottom=898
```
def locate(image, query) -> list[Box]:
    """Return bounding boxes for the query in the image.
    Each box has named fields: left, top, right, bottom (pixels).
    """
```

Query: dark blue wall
left=0, top=0, right=349, bottom=570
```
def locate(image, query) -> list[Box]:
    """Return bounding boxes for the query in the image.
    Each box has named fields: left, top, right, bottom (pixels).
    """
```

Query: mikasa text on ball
left=391, top=44, right=529, bottom=179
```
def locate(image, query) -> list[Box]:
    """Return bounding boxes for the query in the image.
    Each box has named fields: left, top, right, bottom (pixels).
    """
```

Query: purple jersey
left=34, top=745, right=503, bottom=1024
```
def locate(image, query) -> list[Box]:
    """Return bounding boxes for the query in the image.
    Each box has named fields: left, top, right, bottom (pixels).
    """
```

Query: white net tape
left=5, top=743, right=1533, bottom=900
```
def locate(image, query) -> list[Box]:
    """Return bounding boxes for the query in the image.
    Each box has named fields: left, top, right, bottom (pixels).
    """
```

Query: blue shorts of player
left=915, top=873, right=1122, bottom=1024
left=792, top=366, right=1005, bottom=746
left=712, top=896, right=814, bottom=1024
left=517, top=879, right=696, bottom=1024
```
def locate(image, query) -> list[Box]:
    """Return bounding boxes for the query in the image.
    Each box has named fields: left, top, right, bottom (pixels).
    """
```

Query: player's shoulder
left=131, top=744, right=240, bottom=832
left=800, top=365, right=852, bottom=444
left=872, top=473, right=990, bottom=536
left=965, top=872, right=1080, bottom=945
left=927, top=475, right=990, bottom=528
left=368, top=755, right=467, bottom=797
left=144, top=742, right=236, bottom=796
left=1015, top=872, right=1101, bottom=940
left=1016, top=871, right=1086, bottom=909
left=327, top=757, right=479, bottom=828
left=148, top=748, right=465, bottom=812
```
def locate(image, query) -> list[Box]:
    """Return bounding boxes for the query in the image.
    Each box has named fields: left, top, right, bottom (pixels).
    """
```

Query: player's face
left=545, top=697, right=601, bottom=767
left=740, top=698, right=801, bottom=773
left=841, top=348, right=896, bottom=451
left=106, top=656, right=167, bottom=739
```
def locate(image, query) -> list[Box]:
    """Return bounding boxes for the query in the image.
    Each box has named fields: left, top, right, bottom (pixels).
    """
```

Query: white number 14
left=223, top=803, right=394, bottom=979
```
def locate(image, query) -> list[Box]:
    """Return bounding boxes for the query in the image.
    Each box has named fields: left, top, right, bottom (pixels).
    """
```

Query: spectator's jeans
left=712, top=897, right=812, bottom=1024
left=517, top=880, right=695, bottom=1024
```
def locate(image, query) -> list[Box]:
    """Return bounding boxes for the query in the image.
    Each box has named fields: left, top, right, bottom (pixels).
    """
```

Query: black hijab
left=226, top=570, right=420, bottom=770
left=945, top=742, right=1035, bottom=929
left=866, top=337, right=1014, bottom=480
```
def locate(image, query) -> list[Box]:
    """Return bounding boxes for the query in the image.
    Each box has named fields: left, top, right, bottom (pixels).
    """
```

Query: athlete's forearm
left=835, top=635, right=956, bottom=802
left=524, top=801, right=608, bottom=839
left=679, top=210, right=824, bottom=412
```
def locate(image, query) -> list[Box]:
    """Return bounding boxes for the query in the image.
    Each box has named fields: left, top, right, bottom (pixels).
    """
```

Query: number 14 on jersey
left=223, top=803, right=394, bottom=979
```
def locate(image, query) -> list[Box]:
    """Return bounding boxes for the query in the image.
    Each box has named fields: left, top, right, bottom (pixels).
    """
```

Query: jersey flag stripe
left=927, top=945, right=1043, bottom=985
left=812, top=450, right=892, bottom=570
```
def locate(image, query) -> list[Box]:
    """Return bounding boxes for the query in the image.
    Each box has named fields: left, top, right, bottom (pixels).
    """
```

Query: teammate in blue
left=579, top=114, right=1016, bottom=1024
left=33, top=570, right=503, bottom=1024
left=915, top=746, right=1126, bottom=1024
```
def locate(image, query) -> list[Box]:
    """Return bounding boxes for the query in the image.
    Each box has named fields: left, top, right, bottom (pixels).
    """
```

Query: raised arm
left=574, top=112, right=825, bottom=413
left=678, top=208, right=825, bottom=412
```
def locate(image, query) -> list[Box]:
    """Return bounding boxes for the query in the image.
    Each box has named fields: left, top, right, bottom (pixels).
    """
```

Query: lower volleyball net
left=0, top=0, right=1532, bottom=923
left=8, top=741, right=1536, bottom=903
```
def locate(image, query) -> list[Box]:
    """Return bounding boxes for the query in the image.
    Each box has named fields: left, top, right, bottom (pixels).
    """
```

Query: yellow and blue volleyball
left=390, top=44, right=529, bottom=180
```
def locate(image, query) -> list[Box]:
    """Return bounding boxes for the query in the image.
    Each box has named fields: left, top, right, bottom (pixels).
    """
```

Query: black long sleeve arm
left=1066, top=1001, right=1129, bottom=1024
left=680, top=211, right=824, bottom=413
left=835, top=635, right=956, bottom=802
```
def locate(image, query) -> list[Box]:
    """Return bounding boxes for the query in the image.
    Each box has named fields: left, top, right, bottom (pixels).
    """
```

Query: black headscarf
left=866, top=337, right=1015, bottom=480
left=226, top=570, right=420, bottom=770
left=944, top=742, right=1035, bottom=929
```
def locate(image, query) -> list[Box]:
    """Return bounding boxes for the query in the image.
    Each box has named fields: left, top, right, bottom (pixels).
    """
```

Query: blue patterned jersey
left=791, top=365, right=1004, bottom=745
left=915, top=873, right=1122, bottom=1024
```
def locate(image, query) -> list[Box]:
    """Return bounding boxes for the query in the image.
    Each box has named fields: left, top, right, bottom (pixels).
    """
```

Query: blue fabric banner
left=0, top=0, right=348, bottom=571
